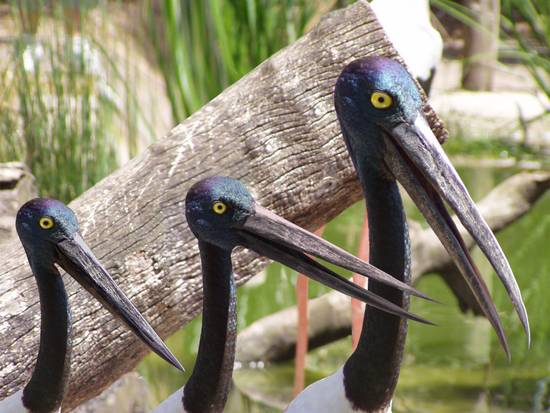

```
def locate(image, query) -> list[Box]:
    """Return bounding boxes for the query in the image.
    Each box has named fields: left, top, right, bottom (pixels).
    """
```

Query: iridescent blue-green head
left=16, top=199, right=79, bottom=260
left=334, top=56, right=424, bottom=173
left=333, top=55, right=529, bottom=355
left=335, top=56, right=421, bottom=127
left=15, top=198, right=184, bottom=373
left=185, top=176, right=437, bottom=322
left=186, top=176, right=255, bottom=249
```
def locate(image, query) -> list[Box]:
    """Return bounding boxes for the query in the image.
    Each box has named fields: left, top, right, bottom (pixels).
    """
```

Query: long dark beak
left=55, top=233, right=184, bottom=371
left=382, top=112, right=530, bottom=357
left=237, top=205, right=433, bottom=324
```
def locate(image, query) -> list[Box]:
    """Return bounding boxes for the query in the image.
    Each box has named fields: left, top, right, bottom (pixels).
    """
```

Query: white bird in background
left=370, top=0, right=443, bottom=94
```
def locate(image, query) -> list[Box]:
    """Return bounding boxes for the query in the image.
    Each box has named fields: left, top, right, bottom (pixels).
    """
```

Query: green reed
left=500, top=0, right=550, bottom=99
left=0, top=1, right=145, bottom=203
left=432, top=0, right=550, bottom=101
left=143, top=0, right=322, bottom=122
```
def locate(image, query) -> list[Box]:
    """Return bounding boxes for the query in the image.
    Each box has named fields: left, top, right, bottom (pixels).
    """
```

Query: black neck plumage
left=183, top=241, right=237, bottom=413
left=343, top=169, right=410, bottom=412
left=23, top=258, right=72, bottom=413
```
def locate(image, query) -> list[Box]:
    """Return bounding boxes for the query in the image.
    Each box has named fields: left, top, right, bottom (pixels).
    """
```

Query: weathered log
left=235, top=170, right=550, bottom=363
left=0, top=1, right=446, bottom=409
left=0, top=162, right=37, bottom=245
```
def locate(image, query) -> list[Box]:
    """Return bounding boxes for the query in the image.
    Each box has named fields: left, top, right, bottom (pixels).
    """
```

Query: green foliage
left=2, top=44, right=114, bottom=203
left=0, top=2, right=140, bottom=203
left=432, top=0, right=550, bottom=100
left=143, top=0, right=320, bottom=122
left=431, top=0, right=482, bottom=31
left=443, top=136, right=541, bottom=159
left=500, top=0, right=550, bottom=99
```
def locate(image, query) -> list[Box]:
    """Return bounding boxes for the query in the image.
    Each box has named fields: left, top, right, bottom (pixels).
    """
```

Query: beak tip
left=167, top=354, right=185, bottom=372
left=512, top=299, right=530, bottom=347
left=520, top=310, right=531, bottom=344
left=495, top=326, right=511, bottom=361
left=410, top=312, right=435, bottom=326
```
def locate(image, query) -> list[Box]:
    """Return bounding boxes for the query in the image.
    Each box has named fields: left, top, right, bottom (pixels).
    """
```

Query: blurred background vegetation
left=0, top=0, right=547, bottom=202
left=0, top=0, right=548, bottom=411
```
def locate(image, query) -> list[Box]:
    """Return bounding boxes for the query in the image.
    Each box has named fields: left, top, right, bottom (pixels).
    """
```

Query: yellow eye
left=212, top=201, right=227, bottom=215
left=39, top=216, right=55, bottom=230
left=370, top=91, right=393, bottom=109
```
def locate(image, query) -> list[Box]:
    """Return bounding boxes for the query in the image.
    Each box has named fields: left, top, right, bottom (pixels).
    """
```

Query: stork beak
left=236, top=205, right=433, bottom=324
left=382, top=112, right=530, bottom=357
left=55, top=232, right=184, bottom=371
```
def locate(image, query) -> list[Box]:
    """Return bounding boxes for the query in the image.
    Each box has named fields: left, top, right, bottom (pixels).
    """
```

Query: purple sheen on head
left=340, top=56, right=409, bottom=81
left=185, top=176, right=255, bottom=246
left=16, top=198, right=79, bottom=242
left=186, top=176, right=254, bottom=210
left=335, top=56, right=422, bottom=122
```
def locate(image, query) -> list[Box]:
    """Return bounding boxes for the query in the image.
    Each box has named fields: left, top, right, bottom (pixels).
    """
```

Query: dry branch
left=236, top=171, right=550, bottom=363
left=0, top=1, right=446, bottom=409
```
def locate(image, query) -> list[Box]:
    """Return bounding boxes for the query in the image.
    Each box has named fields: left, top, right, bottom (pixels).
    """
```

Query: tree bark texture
left=235, top=171, right=550, bottom=363
left=0, top=1, right=446, bottom=409
left=0, top=162, right=37, bottom=245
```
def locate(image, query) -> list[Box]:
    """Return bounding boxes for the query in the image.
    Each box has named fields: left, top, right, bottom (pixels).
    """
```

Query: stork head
left=334, top=56, right=529, bottom=356
left=186, top=176, right=437, bottom=323
left=334, top=56, right=423, bottom=174
left=16, top=198, right=79, bottom=260
left=186, top=176, right=255, bottom=249
left=16, top=198, right=184, bottom=372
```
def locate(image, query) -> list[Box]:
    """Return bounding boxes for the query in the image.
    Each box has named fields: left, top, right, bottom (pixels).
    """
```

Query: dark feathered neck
left=343, top=168, right=409, bottom=412
left=23, top=257, right=72, bottom=413
left=183, top=241, right=237, bottom=413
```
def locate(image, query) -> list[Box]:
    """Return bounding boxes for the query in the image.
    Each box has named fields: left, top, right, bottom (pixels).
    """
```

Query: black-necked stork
left=152, top=176, right=433, bottom=413
left=0, top=199, right=183, bottom=413
left=295, top=1, right=444, bottom=388
left=286, top=56, right=529, bottom=412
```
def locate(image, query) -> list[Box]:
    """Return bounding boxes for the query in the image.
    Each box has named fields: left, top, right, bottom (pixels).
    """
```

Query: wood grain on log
left=235, top=171, right=550, bottom=363
left=0, top=1, right=446, bottom=409
left=0, top=162, right=37, bottom=245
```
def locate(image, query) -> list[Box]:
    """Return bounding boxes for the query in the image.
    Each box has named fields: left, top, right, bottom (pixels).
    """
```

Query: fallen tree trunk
left=0, top=163, right=37, bottom=245
left=235, top=171, right=550, bottom=363
left=0, top=1, right=446, bottom=409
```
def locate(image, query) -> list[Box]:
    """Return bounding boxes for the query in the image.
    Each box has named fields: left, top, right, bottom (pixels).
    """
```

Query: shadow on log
left=235, top=171, right=550, bottom=363
left=0, top=1, right=446, bottom=409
